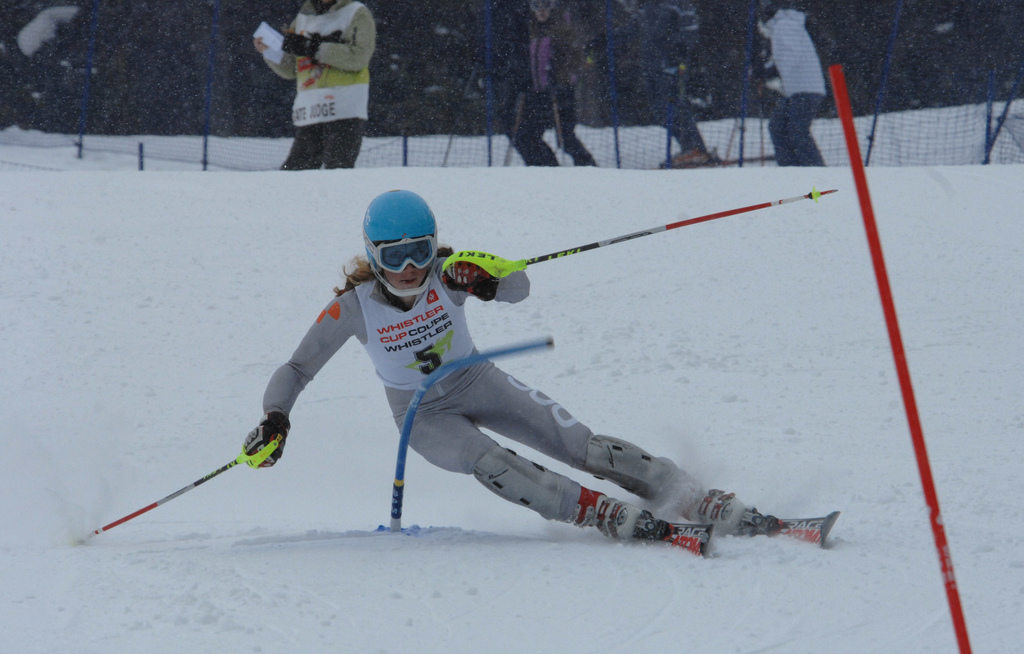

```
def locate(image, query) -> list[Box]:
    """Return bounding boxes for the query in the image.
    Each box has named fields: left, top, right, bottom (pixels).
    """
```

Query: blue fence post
left=866, top=0, right=904, bottom=167
left=202, top=0, right=221, bottom=171
left=483, top=0, right=495, bottom=166
left=76, top=0, right=101, bottom=159
left=984, top=70, right=995, bottom=164
left=739, top=0, right=758, bottom=168
left=985, top=54, right=1024, bottom=165
left=603, top=0, right=621, bottom=168
left=663, top=103, right=674, bottom=168
left=389, top=337, right=553, bottom=532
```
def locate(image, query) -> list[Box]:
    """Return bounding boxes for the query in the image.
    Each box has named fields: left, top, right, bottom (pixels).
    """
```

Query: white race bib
left=292, top=85, right=369, bottom=125
left=357, top=276, right=475, bottom=390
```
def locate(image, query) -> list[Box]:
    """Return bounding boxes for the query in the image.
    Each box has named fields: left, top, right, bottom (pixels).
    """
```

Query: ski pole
left=390, top=337, right=554, bottom=532
left=89, top=435, right=281, bottom=538
left=503, top=92, right=526, bottom=167
left=551, top=92, right=564, bottom=152
left=443, top=187, right=837, bottom=278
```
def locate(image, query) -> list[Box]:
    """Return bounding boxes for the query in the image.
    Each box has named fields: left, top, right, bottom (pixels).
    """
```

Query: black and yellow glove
left=242, top=411, right=290, bottom=468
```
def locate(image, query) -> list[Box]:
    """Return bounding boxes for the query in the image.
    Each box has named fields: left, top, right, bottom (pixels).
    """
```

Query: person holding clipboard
left=254, top=0, right=376, bottom=170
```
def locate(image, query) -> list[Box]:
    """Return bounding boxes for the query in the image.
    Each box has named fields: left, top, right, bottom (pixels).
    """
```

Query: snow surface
left=1, top=145, right=1022, bottom=653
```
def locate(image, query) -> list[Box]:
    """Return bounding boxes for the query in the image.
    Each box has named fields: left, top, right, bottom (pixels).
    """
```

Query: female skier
left=243, top=189, right=780, bottom=544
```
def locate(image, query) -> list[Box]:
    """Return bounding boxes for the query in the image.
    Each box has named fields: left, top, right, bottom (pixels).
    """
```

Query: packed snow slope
left=2, top=162, right=1022, bottom=653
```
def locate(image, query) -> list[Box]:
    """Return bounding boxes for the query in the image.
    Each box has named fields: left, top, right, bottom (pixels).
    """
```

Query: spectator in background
left=254, top=0, right=375, bottom=170
left=633, top=0, right=716, bottom=168
left=512, top=0, right=596, bottom=167
left=758, top=0, right=826, bottom=167
left=491, top=1, right=532, bottom=165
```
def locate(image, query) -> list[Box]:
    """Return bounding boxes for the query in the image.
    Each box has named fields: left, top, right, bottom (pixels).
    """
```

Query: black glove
left=321, top=30, right=347, bottom=45
left=442, top=261, right=499, bottom=301
left=243, top=411, right=290, bottom=468
left=281, top=32, right=322, bottom=59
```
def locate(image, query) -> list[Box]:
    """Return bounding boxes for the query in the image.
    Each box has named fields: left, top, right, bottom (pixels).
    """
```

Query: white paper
left=254, top=21, right=285, bottom=64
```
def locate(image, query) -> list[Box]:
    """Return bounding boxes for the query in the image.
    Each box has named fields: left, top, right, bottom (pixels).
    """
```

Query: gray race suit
left=261, top=262, right=612, bottom=521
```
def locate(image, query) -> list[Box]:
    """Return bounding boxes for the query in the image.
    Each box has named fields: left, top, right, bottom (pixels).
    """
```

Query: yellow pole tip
left=810, top=186, right=822, bottom=202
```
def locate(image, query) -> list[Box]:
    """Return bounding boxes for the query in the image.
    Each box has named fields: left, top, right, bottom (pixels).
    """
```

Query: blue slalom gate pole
left=389, top=337, right=553, bottom=531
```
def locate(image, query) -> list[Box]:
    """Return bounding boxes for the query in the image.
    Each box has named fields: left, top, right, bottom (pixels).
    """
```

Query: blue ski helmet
left=362, top=190, right=438, bottom=297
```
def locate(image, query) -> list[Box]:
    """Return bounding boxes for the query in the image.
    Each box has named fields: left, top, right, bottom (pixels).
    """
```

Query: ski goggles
left=369, top=235, right=437, bottom=272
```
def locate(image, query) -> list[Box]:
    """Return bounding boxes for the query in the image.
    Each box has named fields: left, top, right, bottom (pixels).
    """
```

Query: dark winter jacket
left=527, top=9, right=586, bottom=92
left=637, top=0, right=699, bottom=74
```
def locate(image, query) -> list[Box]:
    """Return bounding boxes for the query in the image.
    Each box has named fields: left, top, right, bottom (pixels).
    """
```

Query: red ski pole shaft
left=90, top=436, right=281, bottom=538
left=443, top=188, right=838, bottom=279
left=90, top=458, right=242, bottom=537
left=523, top=188, right=837, bottom=266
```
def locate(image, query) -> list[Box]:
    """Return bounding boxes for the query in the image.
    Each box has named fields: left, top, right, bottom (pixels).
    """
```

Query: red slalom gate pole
left=828, top=64, right=972, bottom=653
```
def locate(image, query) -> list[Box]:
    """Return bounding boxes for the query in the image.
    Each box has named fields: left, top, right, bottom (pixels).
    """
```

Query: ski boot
left=695, top=489, right=782, bottom=537
left=573, top=487, right=647, bottom=540
left=575, top=487, right=713, bottom=555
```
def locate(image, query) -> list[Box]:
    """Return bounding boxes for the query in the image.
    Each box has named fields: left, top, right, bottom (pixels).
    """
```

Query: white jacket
left=760, top=9, right=825, bottom=97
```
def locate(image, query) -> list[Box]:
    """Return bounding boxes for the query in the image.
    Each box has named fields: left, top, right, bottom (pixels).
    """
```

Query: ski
left=777, top=511, right=840, bottom=548
left=643, top=512, right=839, bottom=556
left=659, top=521, right=714, bottom=557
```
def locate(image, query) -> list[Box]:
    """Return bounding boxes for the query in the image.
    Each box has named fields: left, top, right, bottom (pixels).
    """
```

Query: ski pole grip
left=238, top=435, right=282, bottom=469
left=442, top=251, right=527, bottom=278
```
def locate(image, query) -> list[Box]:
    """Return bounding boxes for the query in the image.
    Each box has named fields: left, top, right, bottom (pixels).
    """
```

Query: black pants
left=769, top=93, right=824, bottom=167
left=281, top=118, right=364, bottom=170
left=513, top=88, right=595, bottom=167
left=642, top=69, right=707, bottom=156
